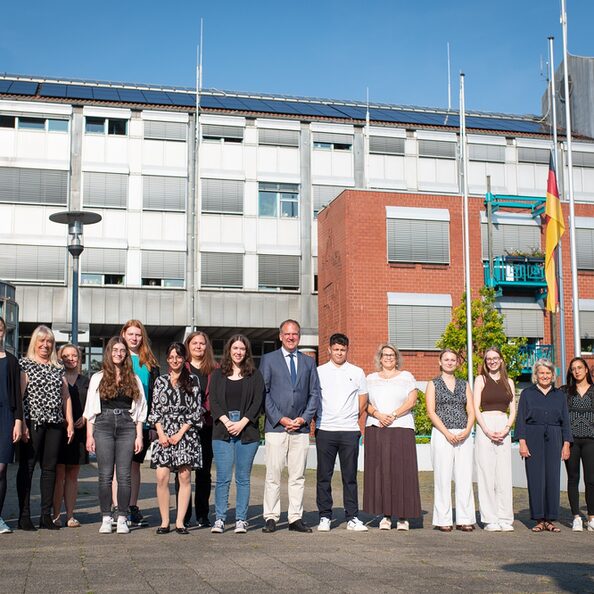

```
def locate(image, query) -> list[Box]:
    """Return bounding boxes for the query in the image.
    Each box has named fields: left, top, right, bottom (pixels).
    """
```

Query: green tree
left=436, top=287, right=526, bottom=380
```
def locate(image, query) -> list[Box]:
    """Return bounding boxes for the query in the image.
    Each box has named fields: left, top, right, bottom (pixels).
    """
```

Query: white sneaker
left=346, top=517, right=368, bottom=532
left=116, top=518, right=130, bottom=534
left=396, top=520, right=409, bottom=531
left=572, top=517, right=583, bottom=532
left=484, top=523, right=502, bottom=532
left=588, top=519, right=594, bottom=532
left=99, top=516, right=113, bottom=534
left=211, top=519, right=224, bottom=533
left=499, top=523, right=514, bottom=532
left=234, top=520, right=248, bottom=534
left=379, top=517, right=392, bottom=530
left=317, top=517, right=331, bottom=532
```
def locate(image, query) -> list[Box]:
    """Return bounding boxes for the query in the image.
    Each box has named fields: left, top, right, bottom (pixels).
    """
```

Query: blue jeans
left=93, top=409, right=137, bottom=516
left=212, top=437, right=259, bottom=522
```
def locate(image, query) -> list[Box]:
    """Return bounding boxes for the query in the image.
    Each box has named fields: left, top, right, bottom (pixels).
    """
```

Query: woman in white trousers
left=473, top=348, right=516, bottom=532
left=426, top=349, right=476, bottom=532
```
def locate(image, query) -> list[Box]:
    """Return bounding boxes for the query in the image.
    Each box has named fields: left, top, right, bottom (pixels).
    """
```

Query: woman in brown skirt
left=363, top=343, right=421, bottom=530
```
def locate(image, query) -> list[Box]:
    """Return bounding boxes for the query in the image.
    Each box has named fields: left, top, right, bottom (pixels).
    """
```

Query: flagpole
left=365, top=87, right=370, bottom=188
left=549, top=36, right=567, bottom=376
left=561, top=0, right=581, bottom=356
left=460, top=73, right=474, bottom=385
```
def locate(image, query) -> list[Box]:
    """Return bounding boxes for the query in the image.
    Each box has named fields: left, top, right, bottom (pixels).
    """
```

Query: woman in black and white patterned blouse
left=17, top=325, right=74, bottom=531
left=564, top=357, right=594, bottom=532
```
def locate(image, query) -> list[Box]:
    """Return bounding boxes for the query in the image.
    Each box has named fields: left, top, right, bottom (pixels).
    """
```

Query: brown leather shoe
left=456, top=524, right=475, bottom=532
left=437, top=525, right=453, bottom=532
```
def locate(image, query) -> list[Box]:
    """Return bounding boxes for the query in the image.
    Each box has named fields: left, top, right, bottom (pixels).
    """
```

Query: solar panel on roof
left=67, top=85, right=94, bottom=99
left=215, top=96, right=252, bottom=111
left=39, top=83, right=68, bottom=98
left=169, top=92, right=196, bottom=106
left=0, top=81, right=12, bottom=93
left=117, top=88, right=146, bottom=103
left=92, top=87, right=121, bottom=101
left=8, top=81, right=38, bottom=95
left=332, top=105, right=366, bottom=120
left=260, top=99, right=301, bottom=115
left=141, top=90, right=173, bottom=105
left=199, top=95, right=224, bottom=109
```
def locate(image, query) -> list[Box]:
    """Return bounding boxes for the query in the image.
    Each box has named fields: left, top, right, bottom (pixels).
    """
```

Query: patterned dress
left=149, top=374, right=203, bottom=470
left=19, top=357, right=65, bottom=423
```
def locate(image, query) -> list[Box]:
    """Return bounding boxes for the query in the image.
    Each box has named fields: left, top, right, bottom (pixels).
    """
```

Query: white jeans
left=475, top=413, right=514, bottom=525
left=263, top=432, right=310, bottom=523
left=431, top=427, right=476, bottom=526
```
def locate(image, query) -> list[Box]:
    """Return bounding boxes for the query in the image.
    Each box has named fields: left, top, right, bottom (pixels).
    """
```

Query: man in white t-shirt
left=315, top=333, right=368, bottom=532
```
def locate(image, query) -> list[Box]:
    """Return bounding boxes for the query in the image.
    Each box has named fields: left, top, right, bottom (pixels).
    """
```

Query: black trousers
left=175, top=423, right=213, bottom=522
left=315, top=429, right=361, bottom=521
left=17, top=422, right=63, bottom=517
left=565, top=437, right=594, bottom=516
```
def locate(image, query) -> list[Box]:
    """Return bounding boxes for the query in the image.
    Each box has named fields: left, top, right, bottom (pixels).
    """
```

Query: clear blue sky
left=2, top=1, right=593, bottom=115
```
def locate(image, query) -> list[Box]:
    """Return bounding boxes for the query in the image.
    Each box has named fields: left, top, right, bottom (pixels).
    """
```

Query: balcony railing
left=518, top=344, right=554, bottom=374
left=484, top=256, right=547, bottom=296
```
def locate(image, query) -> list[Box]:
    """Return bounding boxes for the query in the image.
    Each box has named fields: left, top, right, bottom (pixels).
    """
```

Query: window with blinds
left=418, top=139, right=456, bottom=159
left=83, top=172, right=128, bottom=209
left=258, top=128, right=299, bottom=147
left=387, top=218, right=449, bottom=264
left=517, top=147, right=549, bottom=164
left=0, top=244, right=66, bottom=282
left=201, top=179, right=243, bottom=214
left=388, top=304, right=450, bottom=350
left=144, top=120, right=187, bottom=142
left=81, top=247, right=126, bottom=285
left=480, top=222, right=541, bottom=259
left=468, top=143, right=506, bottom=163
left=0, top=166, right=68, bottom=205
left=201, top=252, right=243, bottom=288
left=143, top=175, right=186, bottom=211
left=312, top=132, right=353, bottom=151
left=369, top=136, right=405, bottom=156
left=202, top=124, right=243, bottom=143
left=573, top=151, right=594, bottom=168
left=580, top=310, right=594, bottom=338
left=312, top=185, right=344, bottom=217
left=141, top=250, right=185, bottom=287
left=497, top=307, right=544, bottom=338
left=258, top=254, right=300, bottom=290
left=577, top=227, right=594, bottom=269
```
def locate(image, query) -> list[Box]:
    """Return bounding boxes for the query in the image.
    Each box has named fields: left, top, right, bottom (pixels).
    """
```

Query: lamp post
left=49, top=211, right=101, bottom=345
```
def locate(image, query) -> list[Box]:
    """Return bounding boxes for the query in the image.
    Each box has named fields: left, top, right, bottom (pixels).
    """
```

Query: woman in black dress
left=53, top=344, right=89, bottom=528
left=0, top=316, right=22, bottom=534
left=149, top=342, right=202, bottom=535
left=517, top=358, right=572, bottom=532
left=17, top=325, right=74, bottom=530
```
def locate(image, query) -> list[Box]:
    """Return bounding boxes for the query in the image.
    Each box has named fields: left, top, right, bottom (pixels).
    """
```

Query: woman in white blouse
left=362, top=343, right=421, bottom=530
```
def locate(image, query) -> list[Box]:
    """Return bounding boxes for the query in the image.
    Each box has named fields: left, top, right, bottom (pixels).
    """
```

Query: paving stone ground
left=0, top=461, right=592, bottom=593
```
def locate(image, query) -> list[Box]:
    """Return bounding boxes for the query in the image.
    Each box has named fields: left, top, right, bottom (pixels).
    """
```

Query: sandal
left=544, top=521, right=560, bottom=533
left=532, top=521, right=546, bottom=532
left=67, top=517, right=81, bottom=528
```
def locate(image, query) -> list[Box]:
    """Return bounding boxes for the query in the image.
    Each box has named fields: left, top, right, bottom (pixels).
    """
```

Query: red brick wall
left=318, top=189, right=594, bottom=381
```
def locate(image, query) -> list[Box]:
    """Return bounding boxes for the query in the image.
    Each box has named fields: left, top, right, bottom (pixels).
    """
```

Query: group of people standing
left=0, top=315, right=592, bottom=535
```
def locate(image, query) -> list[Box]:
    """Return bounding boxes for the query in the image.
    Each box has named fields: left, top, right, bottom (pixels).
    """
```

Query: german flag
left=544, top=152, right=565, bottom=312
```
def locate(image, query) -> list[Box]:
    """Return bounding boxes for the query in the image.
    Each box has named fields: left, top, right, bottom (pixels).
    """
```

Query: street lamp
left=49, top=210, right=102, bottom=345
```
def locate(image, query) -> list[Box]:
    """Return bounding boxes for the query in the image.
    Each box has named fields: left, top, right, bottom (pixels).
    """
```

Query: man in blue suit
left=260, top=319, right=320, bottom=533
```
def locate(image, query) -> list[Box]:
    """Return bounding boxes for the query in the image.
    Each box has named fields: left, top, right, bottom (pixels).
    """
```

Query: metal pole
left=72, top=254, right=79, bottom=346
left=486, top=175, right=494, bottom=280
left=561, top=0, right=581, bottom=357
left=447, top=42, right=452, bottom=111
left=549, top=36, right=567, bottom=375
left=460, top=73, right=474, bottom=385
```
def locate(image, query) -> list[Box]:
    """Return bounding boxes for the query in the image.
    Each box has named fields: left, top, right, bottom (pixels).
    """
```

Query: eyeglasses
left=381, top=353, right=396, bottom=359
left=486, top=357, right=501, bottom=363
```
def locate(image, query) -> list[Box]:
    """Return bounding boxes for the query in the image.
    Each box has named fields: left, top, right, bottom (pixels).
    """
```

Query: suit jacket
left=259, top=349, right=320, bottom=433
left=210, top=368, right=264, bottom=444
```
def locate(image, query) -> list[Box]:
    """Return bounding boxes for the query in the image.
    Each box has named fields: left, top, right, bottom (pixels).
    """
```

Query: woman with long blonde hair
left=84, top=337, right=146, bottom=534
left=17, top=325, right=74, bottom=530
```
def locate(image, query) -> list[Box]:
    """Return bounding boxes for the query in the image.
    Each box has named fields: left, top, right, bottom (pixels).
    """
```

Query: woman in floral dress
left=149, top=342, right=203, bottom=534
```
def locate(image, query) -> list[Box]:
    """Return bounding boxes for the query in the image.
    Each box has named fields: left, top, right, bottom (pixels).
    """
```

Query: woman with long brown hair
left=209, top=335, right=263, bottom=534
left=119, top=320, right=159, bottom=526
left=150, top=342, right=203, bottom=535
left=84, top=337, right=146, bottom=534
left=473, top=347, right=516, bottom=532
left=17, top=325, right=74, bottom=531
left=53, top=344, right=90, bottom=528
left=178, top=330, right=216, bottom=527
